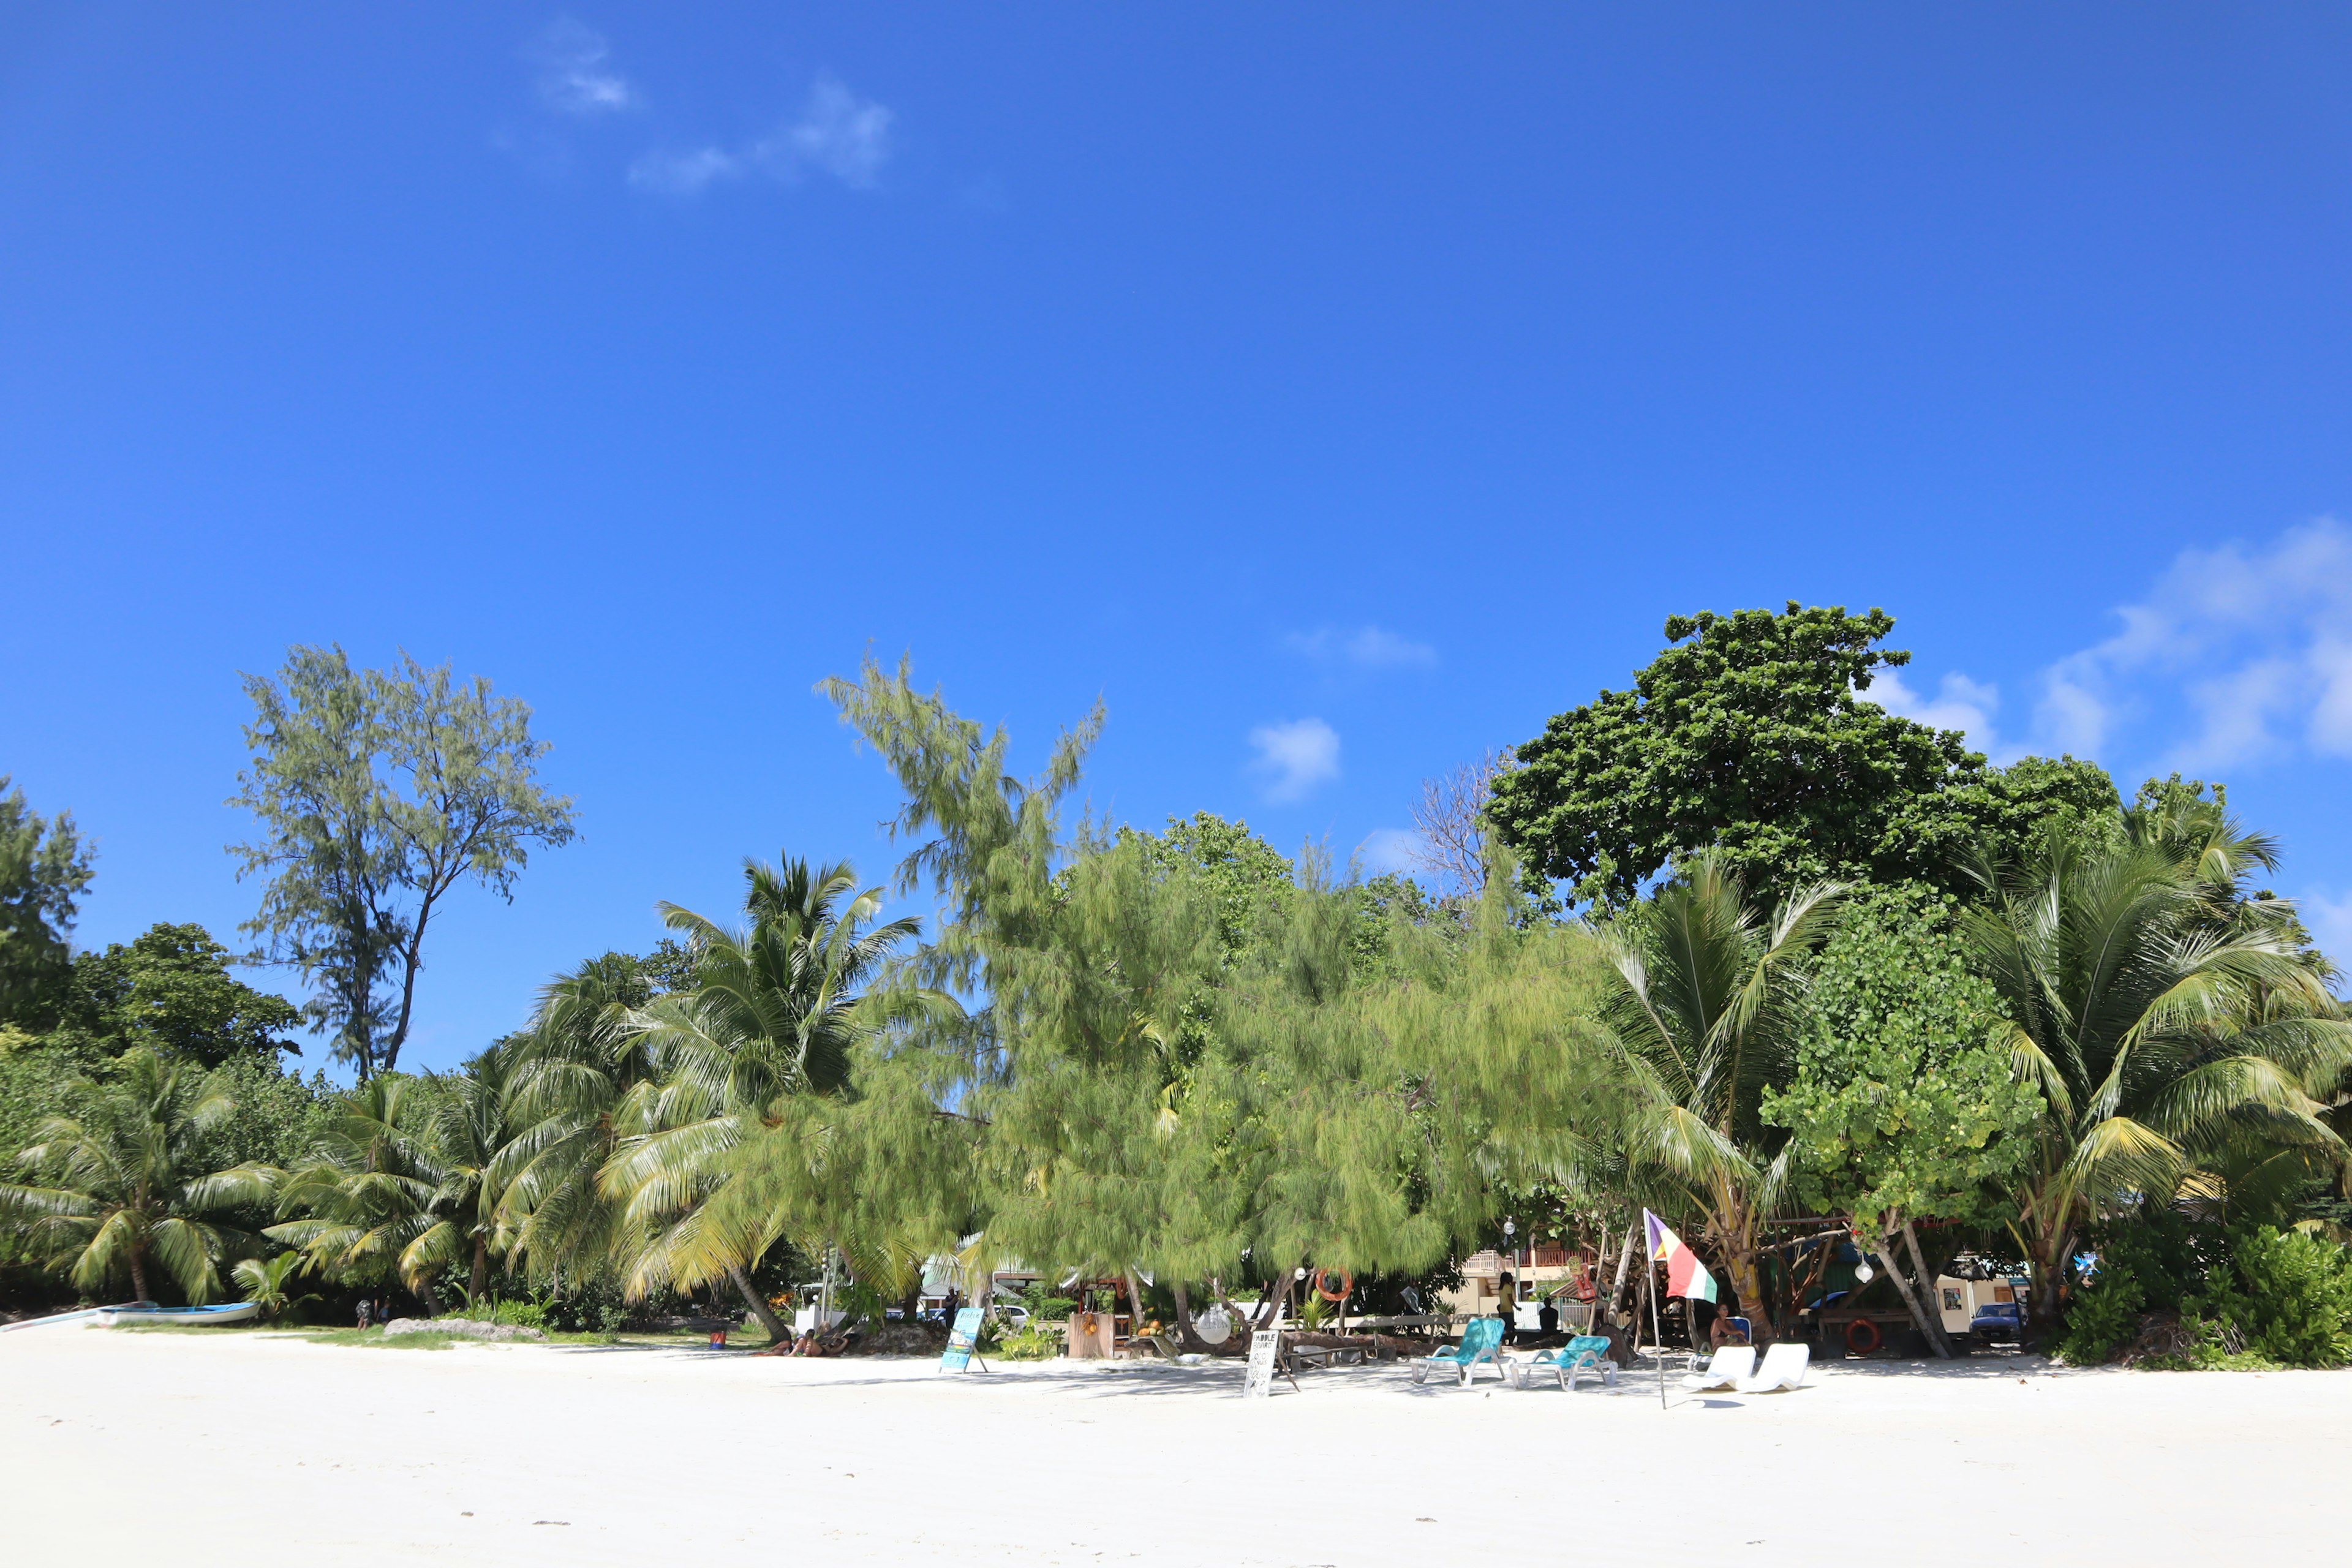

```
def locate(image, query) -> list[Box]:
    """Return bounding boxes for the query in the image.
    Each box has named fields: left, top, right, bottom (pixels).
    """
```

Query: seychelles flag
left=1644, top=1210, right=1720, bottom=1303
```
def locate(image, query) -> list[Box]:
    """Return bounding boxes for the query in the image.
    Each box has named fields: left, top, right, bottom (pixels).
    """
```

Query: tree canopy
left=1488, top=603, right=2117, bottom=908
left=229, top=646, right=576, bottom=1077
left=0, top=777, right=96, bottom=1030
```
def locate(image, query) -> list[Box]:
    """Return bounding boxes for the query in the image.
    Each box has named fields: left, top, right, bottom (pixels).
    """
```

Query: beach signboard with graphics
left=939, top=1307, right=986, bottom=1373
left=1242, top=1329, right=1281, bottom=1397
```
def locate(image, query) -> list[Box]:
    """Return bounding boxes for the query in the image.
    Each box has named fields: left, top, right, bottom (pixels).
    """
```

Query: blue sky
left=7, top=5, right=2352, bottom=1072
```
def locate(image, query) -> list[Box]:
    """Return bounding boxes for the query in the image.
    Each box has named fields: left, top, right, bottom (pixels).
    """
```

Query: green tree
left=1763, top=882, right=2043, bottom=1352
left=0, top=777, right=97, bottom=1029
left=56, top=923, right=301, bottom=1068
left=268, top=1074, right=447, bottom=1307
left=1588, top=851, right=1843, bottom=1339
left=230, top=646, right=577, bottom=1079
left=1488, top=604, right=2114, bottom=908
left=402, top=1044, right=523, bottom=1305
left=1961, top=807, right=2352, bottom=1335
left=0, top=1046, right=274, bottom=1302
left=597, top=856, right=940, bottom=1342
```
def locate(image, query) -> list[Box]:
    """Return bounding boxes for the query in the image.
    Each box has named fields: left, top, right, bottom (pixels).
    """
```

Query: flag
left=1643, top=1210, right=1721, bottom=1303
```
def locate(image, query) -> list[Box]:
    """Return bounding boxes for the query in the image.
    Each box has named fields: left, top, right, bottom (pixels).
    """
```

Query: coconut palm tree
left=267, top=1073, right=445, bottom=1307
left=399, top=1043, right=523, bottom=1305
left=0, top=1046, right=275, bottom=1303
left=1591, top=852, right=1843, bottom=1338
left=490, top=953, right=667, bottom=1286
left=597, top=856, right=936, bottom=1342
left=1961, top=825, right=2352, bottom=1333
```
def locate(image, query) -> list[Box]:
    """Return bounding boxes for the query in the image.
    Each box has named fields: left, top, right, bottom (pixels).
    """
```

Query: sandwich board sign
left=1242, top=1308, right=1297, bottom=1398
left=938, top=1306, right=987, bottom=1374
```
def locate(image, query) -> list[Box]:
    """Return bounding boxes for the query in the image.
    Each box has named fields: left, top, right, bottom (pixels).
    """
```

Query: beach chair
left=1681, top=1344, right=1757, bottom=1391
left=1410, top=1317, right=1506, bottom=1387
left=1512, top=1333, right=1619, bottom=1391
left=1734, top=1341, right=1810, bottom=1393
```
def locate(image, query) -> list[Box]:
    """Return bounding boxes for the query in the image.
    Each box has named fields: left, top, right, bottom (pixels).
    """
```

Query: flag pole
left=1650, top=1256, right=1666, bottom=1409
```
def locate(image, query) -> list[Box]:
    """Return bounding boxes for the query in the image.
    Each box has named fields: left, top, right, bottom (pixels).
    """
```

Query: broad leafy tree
left=229, top=646, right=576, bottom=1078
left=0, top=777, right=96, bottom=1029
left=1488, top=604, right=2116, bottom=909
left=1764, top=882, right=2042, bottom=1352
left=0, top=1046, right=274, bottom=1302
left=54, top=923, right=301, bottom=1068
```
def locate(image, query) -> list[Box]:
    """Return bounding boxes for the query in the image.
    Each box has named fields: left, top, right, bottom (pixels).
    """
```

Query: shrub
left=2196, top=1225, right=2352, bottom=1368
left=996, top=1322, right=1064, bottom=1360
left=2058, top=1267, right=2145, bottom=1366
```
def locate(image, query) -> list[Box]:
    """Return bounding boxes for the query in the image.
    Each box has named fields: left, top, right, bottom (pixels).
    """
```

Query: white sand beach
left=2, top=1330, right=2340, bottom=1566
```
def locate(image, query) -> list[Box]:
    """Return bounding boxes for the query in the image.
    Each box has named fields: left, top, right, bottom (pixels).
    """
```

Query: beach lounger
left=1734, top=1341, right=1810, bottom=1393
left=1409, top=1317, right=1505, bottom=1387
left=1511, top=1333, right=1619, bottom=1391
left=1681, top=1344, right=1757, bottom=1390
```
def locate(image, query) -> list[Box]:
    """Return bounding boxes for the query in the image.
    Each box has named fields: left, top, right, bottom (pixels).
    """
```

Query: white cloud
left=535, top=20, right=636, bottom=115
left=1877, top=518, right=2352, bottom=774
left=630, top=75, right=894, bottom=197
left=628, top=146, right=741, bottom=195
left=2304, top=890, right=2352, bottom=987
left=760, top=77, right=893, bottom=189
left=1249, top=718, right=1341, bottom=803
left=1286, top=625, right=1438, bottom=669
left=2030, top=518, right=2352, bottom=769
left=1865, top=668, right=2006, bottom=757
left=1357, top=827, right=1425, bottom=875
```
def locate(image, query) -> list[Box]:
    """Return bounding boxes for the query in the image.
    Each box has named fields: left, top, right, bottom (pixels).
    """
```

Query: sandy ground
left=2, top=1329, right=2342, bottom=1566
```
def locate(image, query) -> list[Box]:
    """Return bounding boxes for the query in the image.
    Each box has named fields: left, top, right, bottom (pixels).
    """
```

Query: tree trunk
left=1722, top=1247, right=1778, bottom=1346
left=1607, top=1218, right=1639, bottom=1322
left=1901, top=1221, right=1958, bottom=1359
left=129, top=1248, right=150, bottom=1304
left=469, top=1236, right=489, bottom=1306
left=729, top=1264, right=791, bottom=1346
left=2027, top=1222, right=2073, bottom=1349
left=1867, top=1228, right=1950, bottom=1360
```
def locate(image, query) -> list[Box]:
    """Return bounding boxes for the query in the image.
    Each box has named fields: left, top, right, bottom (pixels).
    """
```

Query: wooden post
left=1649, top=1261, right=1667, bottom=1410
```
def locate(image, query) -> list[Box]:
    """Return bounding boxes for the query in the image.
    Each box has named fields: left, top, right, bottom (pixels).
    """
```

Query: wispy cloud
left=1866, top=668, right=2008, bottom=758
left=766, top=77, right=893, bottom=188
left=629, top=76, right=894, bottom=198
left=1863, top=518, right=2352, bottom=774
left=1356, top=827, right=1424, bottom=874
left=534, top=20, right=636, bottom=115
left=2036, top=518, right=2352, bottom=769
left=1286, top=625, right=1438, bottom=669
left=627, top=146, right=740, bottom=195
left=1249, top=718, right=1341, bottom=803
left=2306, top=891, right=2352, bottom=986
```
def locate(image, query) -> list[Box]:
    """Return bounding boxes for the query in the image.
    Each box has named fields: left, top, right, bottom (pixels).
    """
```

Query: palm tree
left=598, top=856, right=932, bottom=1342
left=267, top=1074, right=445, bottom=1308
left=1591, top=852, right=1842, bottom=1338
left=0, top=1046, right=274, bottom=1302
left=491, top=953, right=666, bottom=1286
left=400, top=1044, right=522, bottom=1305
left=1961, top=822, right=2352, bottom=1334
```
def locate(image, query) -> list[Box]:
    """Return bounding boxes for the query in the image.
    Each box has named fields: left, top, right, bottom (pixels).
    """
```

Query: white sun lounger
left=1681, top=1344, right=1755, bottom=1390
left=1734, top=1342, right=1810, bottom=1393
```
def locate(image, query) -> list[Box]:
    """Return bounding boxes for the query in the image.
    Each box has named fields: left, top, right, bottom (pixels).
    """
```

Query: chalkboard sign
left=1242, top=1329, right=1282, bottom=1398
left=938, top=1306, right=986, bottom=1374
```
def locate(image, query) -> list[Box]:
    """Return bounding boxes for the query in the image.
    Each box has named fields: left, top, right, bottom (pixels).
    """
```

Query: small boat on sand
left=2, top=1301, right=260, bottom=1332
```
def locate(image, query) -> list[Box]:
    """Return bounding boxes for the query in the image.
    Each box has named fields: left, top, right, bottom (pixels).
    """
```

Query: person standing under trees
left=355, top=1297, right=371, bottom=1330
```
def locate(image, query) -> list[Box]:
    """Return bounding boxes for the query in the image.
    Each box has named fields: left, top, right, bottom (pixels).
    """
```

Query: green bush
left=2196, top=1225, right=2352, bottom=1368
left=996, top=1322, right=1064, bottom=1360
left=2058, top=1266, right=2145, bottom=1366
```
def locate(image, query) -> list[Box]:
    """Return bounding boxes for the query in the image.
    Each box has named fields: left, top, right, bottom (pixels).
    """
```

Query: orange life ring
left=1312, top=1267, right=1354, bottom=1303
left=1845, top=1317, right=1882, bottom=1356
